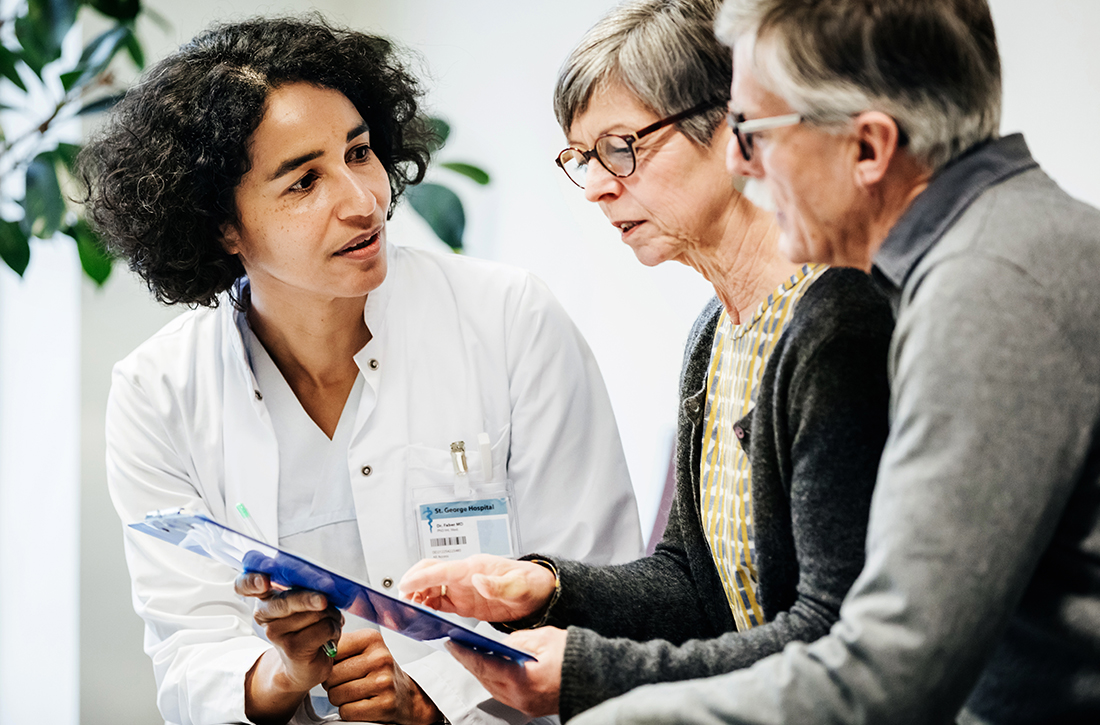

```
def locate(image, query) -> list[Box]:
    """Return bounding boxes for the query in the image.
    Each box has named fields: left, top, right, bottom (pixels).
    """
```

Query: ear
left=852, top=111, right=903, bottom=188
left=219, top=222, right=242, bottom=256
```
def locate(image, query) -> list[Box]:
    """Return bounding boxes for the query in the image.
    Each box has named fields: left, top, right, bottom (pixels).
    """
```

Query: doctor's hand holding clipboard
left=233, top=572, right=342, bottom=717
left=236, top=571, right=443, bottom=724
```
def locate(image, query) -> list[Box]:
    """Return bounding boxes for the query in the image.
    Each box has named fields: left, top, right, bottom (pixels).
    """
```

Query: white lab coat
left=106, top=244, right=643, bottom=725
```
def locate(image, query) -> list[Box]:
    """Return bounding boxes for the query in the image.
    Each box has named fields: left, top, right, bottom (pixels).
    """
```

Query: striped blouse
left=699, top=264, right=826, bottom=630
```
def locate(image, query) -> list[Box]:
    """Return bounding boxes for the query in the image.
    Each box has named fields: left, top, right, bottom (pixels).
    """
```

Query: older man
left=572, top=0, right=1100, bottom=723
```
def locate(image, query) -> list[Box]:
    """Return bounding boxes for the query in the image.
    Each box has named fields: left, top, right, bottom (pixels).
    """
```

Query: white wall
left=0, top=241, right=81, bottom=725
left=61, top=0, right=1100, bottom=722
left=992, top=0, right=1100, bottom=208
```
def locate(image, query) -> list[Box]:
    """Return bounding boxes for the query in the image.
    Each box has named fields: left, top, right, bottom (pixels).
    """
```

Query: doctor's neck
left=245, top=284, right=371, bottom=393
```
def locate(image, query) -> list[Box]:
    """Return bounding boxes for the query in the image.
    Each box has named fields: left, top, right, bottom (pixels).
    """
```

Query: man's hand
left=399, top=554, right=556, bottom=623
left=324, top=629, right=442, bottom=724
left=445, top=626, right=566, bottom=717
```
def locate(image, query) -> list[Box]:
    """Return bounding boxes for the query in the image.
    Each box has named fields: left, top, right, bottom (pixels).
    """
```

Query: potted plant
left=406, top=116, right=491, bottom=252
left=1, top=0, right=149, bottom=284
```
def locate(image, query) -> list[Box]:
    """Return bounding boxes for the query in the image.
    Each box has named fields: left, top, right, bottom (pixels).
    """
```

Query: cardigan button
left=733, top=425, right=745, bottom=439
left=361, top=465, right=373, bottom=477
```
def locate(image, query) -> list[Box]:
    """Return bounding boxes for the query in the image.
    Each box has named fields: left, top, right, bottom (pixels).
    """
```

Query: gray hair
left=554, top=0, right=731, bottom=145
left=715, top=0, right=1002, bottom=170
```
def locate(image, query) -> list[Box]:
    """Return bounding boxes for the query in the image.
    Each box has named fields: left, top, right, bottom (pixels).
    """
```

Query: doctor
left=82, top=17, right=641, bottom=725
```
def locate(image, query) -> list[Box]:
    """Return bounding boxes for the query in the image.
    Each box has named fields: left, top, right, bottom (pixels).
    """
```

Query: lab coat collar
left=362, top=240, right=399, bottom=337
left=219, top=283, right=282, bottom=545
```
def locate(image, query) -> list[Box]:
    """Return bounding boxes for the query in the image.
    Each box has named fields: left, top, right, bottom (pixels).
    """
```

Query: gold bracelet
left=499, top=558, right=561, bottom=631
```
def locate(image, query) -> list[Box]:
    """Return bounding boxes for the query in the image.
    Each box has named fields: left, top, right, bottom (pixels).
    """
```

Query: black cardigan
left=528, top=268, right=894, bottom=721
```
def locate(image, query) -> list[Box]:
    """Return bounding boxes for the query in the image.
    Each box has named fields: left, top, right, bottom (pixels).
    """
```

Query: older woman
left=81, top=16, right=642, bottom=725
left=399, top=0, right=893, bottom=720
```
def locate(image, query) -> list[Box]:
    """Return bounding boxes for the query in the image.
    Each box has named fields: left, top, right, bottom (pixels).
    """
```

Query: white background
left=0, top=0, right=1097, bottom=722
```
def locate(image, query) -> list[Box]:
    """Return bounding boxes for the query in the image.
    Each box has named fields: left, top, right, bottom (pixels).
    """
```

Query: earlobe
left=220, top=223, right=241, bottom=255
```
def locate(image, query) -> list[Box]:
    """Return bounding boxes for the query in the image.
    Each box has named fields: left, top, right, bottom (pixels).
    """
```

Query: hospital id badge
left=412, top=481, right=520, bottom=561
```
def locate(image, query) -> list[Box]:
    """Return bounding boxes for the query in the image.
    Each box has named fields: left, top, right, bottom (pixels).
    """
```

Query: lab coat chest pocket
left=405, top=426, right=519, bottom=560
left=405, top=425, right=510, bottom=486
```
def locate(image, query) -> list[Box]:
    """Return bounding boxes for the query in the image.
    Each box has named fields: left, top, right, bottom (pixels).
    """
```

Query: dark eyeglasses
left=726, top=111, right=802, bottom=161
left=556, top=99, right=722, bottom=189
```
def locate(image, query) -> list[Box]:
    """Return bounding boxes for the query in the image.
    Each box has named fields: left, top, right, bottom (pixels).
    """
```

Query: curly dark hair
left=78, top=15, right=434, bottom=307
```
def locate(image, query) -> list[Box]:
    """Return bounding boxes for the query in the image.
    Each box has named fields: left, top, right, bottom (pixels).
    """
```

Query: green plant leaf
left=62, top=24, right=130, bottom=92
left=54, top=142, right=81, bottom=171
left=425, top=116, right=450, bottom=153
left=14, top=15, right=52, bottom=74
left=441, top=162, right=491, bottom=185
left=406, top=182, right=465, bottom=251
left=0, top=220, right=31, bottom=277
left=15, top=0, right=78, bottom=73
left=68, top=219, right=113, bottom=285
left=123, top=25, right=144, bottom=69
left=88, top=0, right=141, bottom=23
left=40, top=0, right=79, bottom=48
left=140, top=5, right=172, bottom=33
left=21, top=152, right=66, bottom=239
left=78, top=92, right=125, bottom=115
left=0, top=46, right=28, bottom=91
left=59, top=68, right=81, bottom=88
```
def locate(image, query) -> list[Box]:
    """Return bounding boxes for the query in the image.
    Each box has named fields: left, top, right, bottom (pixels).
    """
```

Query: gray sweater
left=529, top=268, right=893, bottom=721
left=572, top=135, right=1100, bottom=725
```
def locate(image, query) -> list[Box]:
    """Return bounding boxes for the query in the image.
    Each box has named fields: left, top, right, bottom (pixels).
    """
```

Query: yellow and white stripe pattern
left=699, top=264, right=825, bottom=630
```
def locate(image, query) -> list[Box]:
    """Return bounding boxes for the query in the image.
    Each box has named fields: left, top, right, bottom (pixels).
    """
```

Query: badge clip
left=450, top=441, right=472, bottom=497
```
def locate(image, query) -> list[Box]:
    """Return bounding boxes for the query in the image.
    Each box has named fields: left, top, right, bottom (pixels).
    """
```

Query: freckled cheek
left=268, top=198, right=322, bottom=238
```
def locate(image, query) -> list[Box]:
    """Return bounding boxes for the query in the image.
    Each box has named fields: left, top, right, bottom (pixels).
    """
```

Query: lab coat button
left=254, top=390, right=263, bottom=401
left=368, top=358, right=380, bottom=370
left=382, top=577, right=394, bottom=589
left=361, top=465, right=372, bottom=477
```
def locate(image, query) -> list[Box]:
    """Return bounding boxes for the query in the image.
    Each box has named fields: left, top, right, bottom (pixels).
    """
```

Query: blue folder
left=130, top=509, right=535, bottom=663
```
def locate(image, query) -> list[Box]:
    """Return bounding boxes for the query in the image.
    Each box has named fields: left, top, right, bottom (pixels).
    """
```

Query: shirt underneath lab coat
left=106, top=244, right=643, bottom=725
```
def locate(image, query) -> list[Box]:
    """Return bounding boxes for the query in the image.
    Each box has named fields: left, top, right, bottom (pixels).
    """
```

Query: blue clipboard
left=130, top=509, right=535, bottom=664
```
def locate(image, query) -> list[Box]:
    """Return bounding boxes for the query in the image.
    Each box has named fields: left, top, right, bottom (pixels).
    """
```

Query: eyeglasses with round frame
left=726, top=110, right=803, bottom=162
left=555, top=99, right=723, bottom=189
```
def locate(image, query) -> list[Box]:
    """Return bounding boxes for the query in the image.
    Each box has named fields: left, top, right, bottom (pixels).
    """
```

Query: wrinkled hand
left=399, top=555, right=555, bottom=623
left=446, top=626, right=565, bottom=717
left=236, top=572, right=343, bottom=721
left=324, top=629, right=441, bottom=724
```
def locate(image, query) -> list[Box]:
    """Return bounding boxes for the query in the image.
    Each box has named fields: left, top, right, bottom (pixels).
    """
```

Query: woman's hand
left=323, top=629, right=441, bottom=724
left=398, top=554, right=556, bottom=623
left=445, top=627, right=566, bottom=717
left=237, top=572, right=343, bottom=724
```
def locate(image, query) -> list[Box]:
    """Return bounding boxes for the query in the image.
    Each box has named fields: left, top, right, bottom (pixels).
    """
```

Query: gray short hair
left=715, top=0, right=1002, bottom=170
left=554, top=0, right=731, bottom=145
